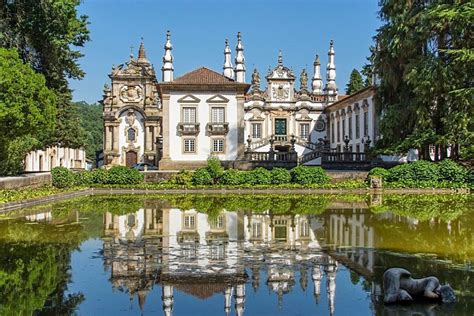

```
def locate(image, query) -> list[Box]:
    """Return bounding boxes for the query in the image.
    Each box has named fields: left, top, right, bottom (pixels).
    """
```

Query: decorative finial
left=330, top=39, right=334, bottom=46
left=314, top=54, right=320, bottom=65
left=278, top=50, right=283, bottom=65
left=237, top=31, right=241, bottom=40
left=225, top=38, right=229, bottom=45
left=166, top=30, right=171, bottom=40
left=138, top=37, right=147, bottom=61
left=129, top=45, right=134, bottom=59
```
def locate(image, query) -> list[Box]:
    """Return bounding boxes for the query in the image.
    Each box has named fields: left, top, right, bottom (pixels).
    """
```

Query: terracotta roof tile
left=172, top=67, right=238, bottom=85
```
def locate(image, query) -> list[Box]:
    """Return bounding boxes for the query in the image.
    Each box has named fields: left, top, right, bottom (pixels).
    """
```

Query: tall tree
left=346, top=69, right=364, bottom=94
left=0, top=48, right=56, bottom=175
left=0, top=0, right=90, bottom=148
left=373, top=0, right=473, bottom=160
left=75, top=101, right=103, bottom=159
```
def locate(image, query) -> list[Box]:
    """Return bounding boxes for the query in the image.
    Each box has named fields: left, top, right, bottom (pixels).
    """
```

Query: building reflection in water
left=100, top=207, right=339, bottom=315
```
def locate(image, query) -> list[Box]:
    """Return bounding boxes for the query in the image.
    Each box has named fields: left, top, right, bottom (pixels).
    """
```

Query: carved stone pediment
left=120, top=85, right=143, bottom=103
left=111, top=58, right=155, bottom=78
left=266, top=65, right=295, bottom=80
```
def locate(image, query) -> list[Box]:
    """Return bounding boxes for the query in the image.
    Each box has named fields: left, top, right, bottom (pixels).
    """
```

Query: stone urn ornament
left=383, top=268, right=456, bottom=304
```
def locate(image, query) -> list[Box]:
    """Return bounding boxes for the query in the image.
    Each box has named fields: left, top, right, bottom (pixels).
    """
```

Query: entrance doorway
left=126, top=151, right=137, bottom=167
left=274, top=118, right=287, bottom=136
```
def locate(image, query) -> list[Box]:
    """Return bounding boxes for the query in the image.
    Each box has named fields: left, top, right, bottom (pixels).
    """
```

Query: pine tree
left=373, top=0, right=473, bottom=160
left=345, top=69, right=364, bottom=94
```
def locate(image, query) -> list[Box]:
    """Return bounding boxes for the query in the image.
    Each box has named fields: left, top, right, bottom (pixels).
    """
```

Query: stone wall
left=0, top=173, right=52, bottom=189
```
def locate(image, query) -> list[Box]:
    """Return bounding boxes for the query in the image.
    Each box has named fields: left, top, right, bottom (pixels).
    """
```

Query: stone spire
left=162, top=30, right=174, bottom=82
left=224, top=287, right=233, bottom=316
left=137, top=37, right=148, bottom=63
left=278, top=50, right=283, bottom=66
left=223, top=39, right=234, bottom=79
left=312, top=54, right=323, bottom=95
left=325, top=40, right=337, bottom=99
left=234, top=32, right=246, bottom=83
left=325, top=258, right=338, bottom=316
left=162, top=285, right=174, bottom=316
left=312, top=266, right=322, bottom=304
left=234, top=283, right=245, bottom=316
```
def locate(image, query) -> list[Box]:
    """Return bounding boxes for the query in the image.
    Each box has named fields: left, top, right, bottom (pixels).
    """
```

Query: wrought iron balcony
left=206, top=122, right=229, bottom=135
left=177, top=122, right=200, bottom=136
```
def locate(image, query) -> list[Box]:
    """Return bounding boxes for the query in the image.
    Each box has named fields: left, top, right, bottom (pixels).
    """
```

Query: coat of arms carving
left=272, top=84, right=289, bottom=101
left=120, top=85, right=143, bottom=103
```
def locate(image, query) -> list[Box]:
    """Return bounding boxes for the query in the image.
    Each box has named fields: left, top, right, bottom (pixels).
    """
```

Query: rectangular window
left=183, top=138, right=196, bottom=153
left=331, top=121, right=334, bottom=143
left=299, top=123, right=310, bottom=140
left=211, top=107, right=225, bottom=123
left=184, top=215, right=195, bottom=229
left=252, top=222, right=262, bottom=238
left=182, top=107, right=196, bottom=123
left=300, top=221, right=309, bottom=237
left=364, top=111, right=369, bottom=137
left=355, top=113, right=360, bottom=139
left=337, top=120, right=340, bottom=142
left=251, top=123, right=262, bottom=139
left=342, top=118, right=346, bottom=139
left=210, top=214, right=224, bottom=229
left=212, top=138, right=224, bottom=153
left=349, top=115, right=353, bottom=140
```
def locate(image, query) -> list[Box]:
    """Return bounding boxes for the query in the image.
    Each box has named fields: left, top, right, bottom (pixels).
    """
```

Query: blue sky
left=70, top=0, right=381, bottom=103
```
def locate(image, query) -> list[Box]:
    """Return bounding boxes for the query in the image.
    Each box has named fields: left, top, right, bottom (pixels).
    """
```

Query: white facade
left=167, top=92, right=240, bottom=162
left=24, top=145, right=86, bottom=172
left=326, top=87, right=377, bottom=152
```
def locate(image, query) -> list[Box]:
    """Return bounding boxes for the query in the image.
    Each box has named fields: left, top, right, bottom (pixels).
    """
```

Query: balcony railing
left=244, top=151, right=298, bottom=162
left=177, top=123, right=200, bottom=136
left=206, top=122, right=229, bottom=135
left=322, top=152, right=370, bottom=162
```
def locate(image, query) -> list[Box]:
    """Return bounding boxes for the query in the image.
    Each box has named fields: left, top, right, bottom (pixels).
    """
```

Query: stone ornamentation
left=315, top=116, right=326, bottom=132
left=120, top=85, right=143, bottom=103
left=300, top=68, right=308, bottom=91
left=272, top=84, right=289, bottom=100
left=383, top=268, right=456, bottom=304
left=125, top=110, right=136, bottom=126
left=251, top=68, right=261, bottom=92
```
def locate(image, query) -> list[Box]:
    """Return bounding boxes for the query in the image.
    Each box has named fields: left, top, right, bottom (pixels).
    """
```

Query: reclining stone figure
left=383, top=268, right=455, bottom=304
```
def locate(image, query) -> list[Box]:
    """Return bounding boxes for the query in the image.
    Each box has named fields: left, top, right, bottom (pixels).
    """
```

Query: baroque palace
left=102, top=31, right=377, bottom=169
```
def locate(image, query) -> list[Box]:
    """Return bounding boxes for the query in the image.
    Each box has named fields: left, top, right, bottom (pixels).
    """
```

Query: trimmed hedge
left=291, top=166, right=330, bottom=185
left=192, top=168, right=213, bottom=185
left=51, top=166, right=144, bottom=188
left=368, top=159, right=472, bottom=188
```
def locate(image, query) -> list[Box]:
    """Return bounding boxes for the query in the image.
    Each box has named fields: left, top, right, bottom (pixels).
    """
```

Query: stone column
left=161, top=94, right=171, bottom=160
left=234, top=283, right=245, bottom=316
left=236, top=94, right=246, bottom=159
left=162, top=284, right=174, bottom=316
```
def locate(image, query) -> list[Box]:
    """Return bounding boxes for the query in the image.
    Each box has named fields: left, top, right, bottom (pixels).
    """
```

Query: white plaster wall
left=117, top=209, right=145, bottom=241
left=168, top=91, right=239, bottom=161
left=118, top=110, right=145, bottom=164
left=24, top=146, right=86, bottom=171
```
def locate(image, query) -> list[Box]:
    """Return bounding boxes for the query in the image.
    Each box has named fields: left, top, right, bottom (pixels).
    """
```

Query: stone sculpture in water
left=383, top=268, right=455, bottom=304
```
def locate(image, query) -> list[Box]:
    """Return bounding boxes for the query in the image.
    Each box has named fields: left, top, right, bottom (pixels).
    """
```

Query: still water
left=0, top=193, right=472, bottom=316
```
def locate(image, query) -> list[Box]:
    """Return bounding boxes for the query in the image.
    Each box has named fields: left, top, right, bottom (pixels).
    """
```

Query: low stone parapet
left=0, top=172, right=52, bottom=189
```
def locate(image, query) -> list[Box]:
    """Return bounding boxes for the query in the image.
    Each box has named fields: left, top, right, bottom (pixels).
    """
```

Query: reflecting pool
left=0, top=193, right=473, bottom=315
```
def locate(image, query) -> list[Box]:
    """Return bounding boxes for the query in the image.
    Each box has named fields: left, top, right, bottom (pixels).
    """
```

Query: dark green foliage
left=250, top=167, right=272, bottom=185
left=75, top=101, right=103, bottom=160
left=387, top=161, right=439, bottom=182
left=291, top=166, right=330, bottom=185
left=91, top=168, right=108, bottom=185
left=206, top=156, right=224, bottom=184
left=345, top=69, right=364, bottom=94
left=105, top=166, right=143, bottom=185
left=73, top=170, right=93, bottom=186
left=368, top=167, right=390, bottom=180
left=270, top=167, right=292, bottom=184
left=51, top=167, right=74, bottom=189
left=220, top=169, right=245, bottom=185
left=437, top=159, right=468, bottom=183
left=192, top=168, right=213, bottom=185
left=373, top=1, right=473, bottom=159
left=170, top=170, right=193, bottom=185
left=0, top=48, right=56, bottom=175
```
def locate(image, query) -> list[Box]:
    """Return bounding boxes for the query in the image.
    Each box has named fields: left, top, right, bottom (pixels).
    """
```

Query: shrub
left=170, top=170, right=193, bottom=185
left=291, top=166, right=329, bottom=185
left=206, top=156, right=224, bottom=184
left=220, top=169, right=245, bottom=185
left=368, top=167, right=390, bottom=180
left=192, top=167, right=213, bottom=185
left=437, top=159, right=468, bottom=183
left=270, top=168, right=292, bottom=184
left=73, top=170, right=93, bottom=186
left=51, top=167, right=74, bottom=188
left=387, top=161, right=439, bottom=182
left=105, top=166, right=143, bottom=185
left=91, top=168, right=108, bottom=184
left=250, top=167, right=272, bottom=185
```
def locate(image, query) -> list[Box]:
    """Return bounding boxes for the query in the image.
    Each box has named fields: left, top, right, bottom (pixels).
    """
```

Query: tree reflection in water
left=0, top=193, right=472, bottom=315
